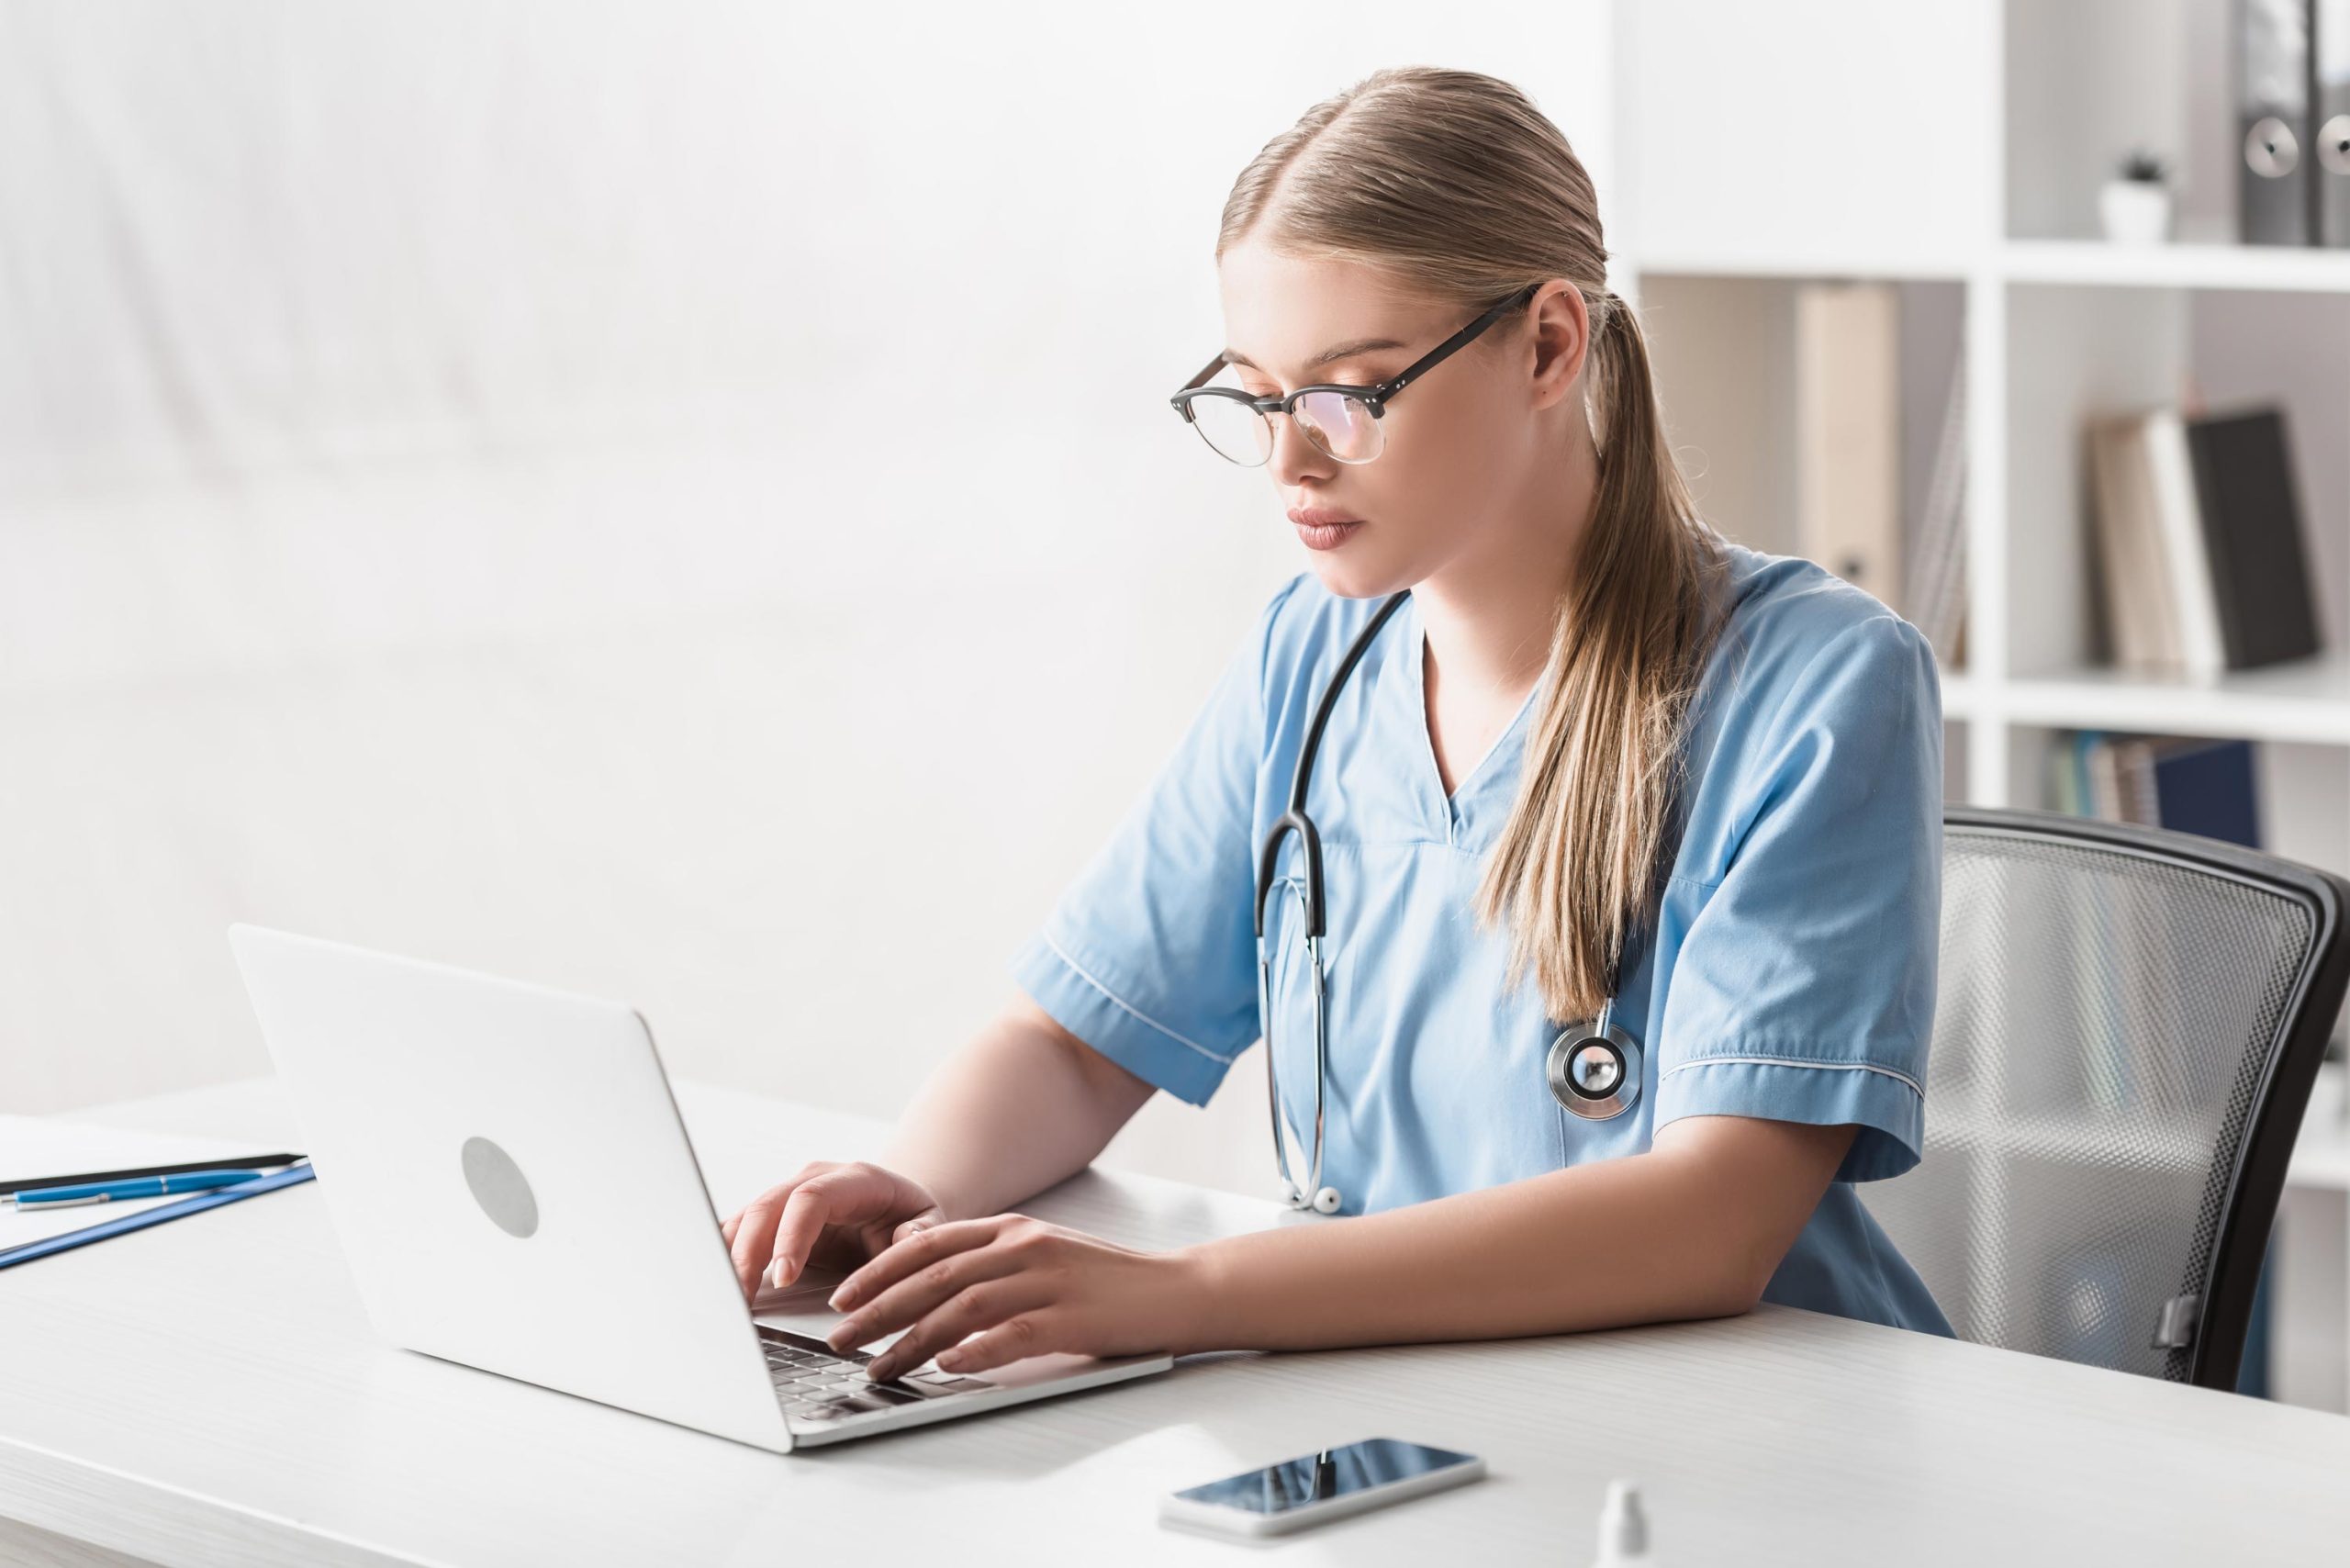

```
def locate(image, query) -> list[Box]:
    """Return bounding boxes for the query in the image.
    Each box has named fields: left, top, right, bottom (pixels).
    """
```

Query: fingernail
left=827, top=1283, right=854, bottom=1310
left=768, top=1259, right=787, bottom=1289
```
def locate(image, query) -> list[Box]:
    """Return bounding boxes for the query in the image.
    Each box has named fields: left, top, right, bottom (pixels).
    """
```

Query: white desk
left=4, top=1076, right=2346, bottom=1566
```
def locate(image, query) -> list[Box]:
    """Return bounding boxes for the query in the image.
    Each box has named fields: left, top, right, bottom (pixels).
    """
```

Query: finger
left=727, top=1187, right=800, bottom=1296
left=865, top=1278, right=1056, bottom=1383
left=721, top=1213, right=741, bottom=1247
left=763, top=1169, right=901, bottom=1290
left=921, top=1306, right=1060, bottom=1379
left=824, top=1233, right=1025, bottom=1360
left=827, top=1215, right=1002, bottom=1315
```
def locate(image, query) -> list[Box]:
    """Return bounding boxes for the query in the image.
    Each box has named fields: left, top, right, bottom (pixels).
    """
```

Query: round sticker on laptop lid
left=460, top=1136, right=539, bottom=1238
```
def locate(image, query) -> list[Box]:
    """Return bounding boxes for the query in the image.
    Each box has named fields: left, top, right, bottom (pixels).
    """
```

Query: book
left=2141, top=411, right=2227, bottom=679
left=1796, top=282, right=1903, bottom=612
left=2084, top=404, right=2322, bottom=676
left=1905, top=354, right=1969, bottom=666
left=2086, top=415, right=2174, bottom=670
left=2184, top=409, right=2323, bottom=671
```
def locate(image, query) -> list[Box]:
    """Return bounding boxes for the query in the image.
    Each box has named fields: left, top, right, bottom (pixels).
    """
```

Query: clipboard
left=0, top=1162, right=317, bottom=1271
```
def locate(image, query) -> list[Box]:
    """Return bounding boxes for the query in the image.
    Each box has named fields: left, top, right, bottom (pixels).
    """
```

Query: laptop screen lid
left=228, top=924, right=795, bottom=1453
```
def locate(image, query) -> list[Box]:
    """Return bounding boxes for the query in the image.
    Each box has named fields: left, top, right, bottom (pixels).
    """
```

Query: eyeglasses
left=1169, top=282, right=1541, bottom=466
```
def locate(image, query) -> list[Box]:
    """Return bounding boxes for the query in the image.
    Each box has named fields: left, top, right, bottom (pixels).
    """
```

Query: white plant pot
left=2099, top=179, right=2173, bottom=243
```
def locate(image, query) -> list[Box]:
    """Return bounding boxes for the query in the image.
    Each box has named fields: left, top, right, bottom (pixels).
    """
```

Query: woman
left=722, top=65, right=1952, bottom=1387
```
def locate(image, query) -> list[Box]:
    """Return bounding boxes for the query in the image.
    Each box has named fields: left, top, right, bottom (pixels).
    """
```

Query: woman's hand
left=819, top=1212, right=1218, bottom=1383
left=720, top=1160, right=948, bottom=1301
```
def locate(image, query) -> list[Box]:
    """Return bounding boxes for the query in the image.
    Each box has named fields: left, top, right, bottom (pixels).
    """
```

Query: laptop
left=227, top=924, right=1175, bottom=1453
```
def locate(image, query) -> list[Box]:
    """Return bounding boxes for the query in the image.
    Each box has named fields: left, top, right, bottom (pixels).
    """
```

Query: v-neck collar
left=1399, top=592, right=1543, bottom=838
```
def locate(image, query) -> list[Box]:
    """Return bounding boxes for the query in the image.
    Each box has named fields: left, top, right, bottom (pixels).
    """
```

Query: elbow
left=1709, top=1233, right=1785, bottom=1318
left=1721, top=1269, right=1770, bottom=1317
left=1698, top=1263, right=1768, bottom=1320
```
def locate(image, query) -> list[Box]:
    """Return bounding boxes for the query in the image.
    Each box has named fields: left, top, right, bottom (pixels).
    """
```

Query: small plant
left=2116, top=147, right=2170, bottom=185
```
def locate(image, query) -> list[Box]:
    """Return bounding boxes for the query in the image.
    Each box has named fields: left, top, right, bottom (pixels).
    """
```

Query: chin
left=1302, top=552, right=1408, bottom=601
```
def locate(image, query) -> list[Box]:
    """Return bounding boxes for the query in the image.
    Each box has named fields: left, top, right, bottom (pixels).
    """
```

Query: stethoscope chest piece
left=1545, top=1002, right=1642, bottom=1121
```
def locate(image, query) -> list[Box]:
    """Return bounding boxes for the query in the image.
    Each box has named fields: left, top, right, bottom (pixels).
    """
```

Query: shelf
left=1632, top=241, right=2350, bottom=295
left=2293, top=1128, right=2350, bottom=1193
left=2290, top=1066, right=2350, bottom=1193
left=1997, top=652, right=2350, bottom=746
left=1624, top=248, right=1974, bottom=284
left=2003, top=239, right=2350, bottom=295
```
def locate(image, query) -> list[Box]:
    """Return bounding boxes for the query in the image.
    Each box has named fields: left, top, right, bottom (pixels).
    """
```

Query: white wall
left=1613, top=0, right=1998, bottom=264
left=0, top=1, right=1616, bottom=1200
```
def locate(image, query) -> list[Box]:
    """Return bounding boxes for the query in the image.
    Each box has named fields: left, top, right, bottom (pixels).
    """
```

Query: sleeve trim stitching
left=1659, top=1053, right=1923, bottom=1100
left=1039, top=928, right=1239, bottom=1066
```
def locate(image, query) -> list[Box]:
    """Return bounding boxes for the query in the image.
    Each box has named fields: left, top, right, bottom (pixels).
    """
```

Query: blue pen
left=11, top=1170, right=274, bottom=1207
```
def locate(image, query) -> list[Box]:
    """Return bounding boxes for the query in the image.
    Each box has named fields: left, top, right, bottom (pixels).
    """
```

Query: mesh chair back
left=1860, top=806, right=2350, bottom=1386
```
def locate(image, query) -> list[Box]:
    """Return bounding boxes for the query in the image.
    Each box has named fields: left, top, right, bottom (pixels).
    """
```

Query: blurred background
left=10, top=1, right=2350, bottom=1411
left=6, top=2, right=1593, bottom=1170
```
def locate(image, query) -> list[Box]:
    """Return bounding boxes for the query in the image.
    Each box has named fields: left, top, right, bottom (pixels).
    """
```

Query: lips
left=1290, top=510, right=1365, bottom=552
left=1287, top=507, right=1365, bottom=526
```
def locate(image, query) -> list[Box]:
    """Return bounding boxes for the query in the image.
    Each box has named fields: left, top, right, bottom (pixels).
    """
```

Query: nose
left=1265, top=407, right=1336, bottom=490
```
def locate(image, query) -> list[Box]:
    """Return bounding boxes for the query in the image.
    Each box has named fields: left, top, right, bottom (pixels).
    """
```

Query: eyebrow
left=1222, top=336, right=1409, bottom=373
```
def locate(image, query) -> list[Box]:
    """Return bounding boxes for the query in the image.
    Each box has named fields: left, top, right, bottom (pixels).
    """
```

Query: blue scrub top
left=1009, top=537, right=1954, bottom=1338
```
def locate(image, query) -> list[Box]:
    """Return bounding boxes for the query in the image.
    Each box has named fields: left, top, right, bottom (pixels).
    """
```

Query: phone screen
left=1170, top=1438, right=1479, bottom=1516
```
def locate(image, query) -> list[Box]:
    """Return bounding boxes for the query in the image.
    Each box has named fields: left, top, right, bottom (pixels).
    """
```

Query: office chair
left=1858, top=805, right=2350, bottom=1389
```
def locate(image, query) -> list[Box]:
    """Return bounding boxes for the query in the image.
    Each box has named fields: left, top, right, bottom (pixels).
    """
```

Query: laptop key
left=795, top=1387, right=919, bottom=1419
left=841, top=1385, right=923, bottom=1408
left=763, top=1327, right=871, bottom=1363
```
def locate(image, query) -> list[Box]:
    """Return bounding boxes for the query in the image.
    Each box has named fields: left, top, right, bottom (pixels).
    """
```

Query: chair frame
left=1942, top=805, right=2350, bottom=1389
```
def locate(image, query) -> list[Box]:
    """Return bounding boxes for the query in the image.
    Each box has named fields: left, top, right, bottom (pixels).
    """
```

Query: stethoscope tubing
left=1254, top=588, right=1644, bottom=1215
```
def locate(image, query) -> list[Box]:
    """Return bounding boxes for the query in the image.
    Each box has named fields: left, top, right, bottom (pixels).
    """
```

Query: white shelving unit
left=1614, top=0, right=2350, bottom=1412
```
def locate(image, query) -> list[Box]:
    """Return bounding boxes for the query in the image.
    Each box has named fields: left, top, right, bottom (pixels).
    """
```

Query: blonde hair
left=1217, top=66, right=1731, bottom=1025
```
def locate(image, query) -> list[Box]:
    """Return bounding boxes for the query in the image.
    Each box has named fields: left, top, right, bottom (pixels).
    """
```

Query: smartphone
left=1157, top=1437, right=1486, bottom=1540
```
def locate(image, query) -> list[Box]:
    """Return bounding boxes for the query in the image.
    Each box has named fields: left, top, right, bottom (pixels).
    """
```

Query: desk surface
left=3, top=1076, right=2345, bottom=1567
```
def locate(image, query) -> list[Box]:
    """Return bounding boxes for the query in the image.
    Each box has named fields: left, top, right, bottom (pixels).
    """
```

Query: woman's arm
left=816, top=1097, right=1860, bottom=1382
left=874, top=992, right=1158, bottom=1222
left=1179, top=1115, right=1858, bottom=1351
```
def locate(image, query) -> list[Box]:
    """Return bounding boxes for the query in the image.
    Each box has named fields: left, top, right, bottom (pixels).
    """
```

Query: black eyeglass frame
left=1169, top=281, right=1544, bottom=463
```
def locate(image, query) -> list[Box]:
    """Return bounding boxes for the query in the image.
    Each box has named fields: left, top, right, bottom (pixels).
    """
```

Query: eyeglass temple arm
left=1374, top=281, right=1544, bottom=402
left=1173, top=281, right=1538, bottom=408
left=1176, top=353, right=1229, bottom=398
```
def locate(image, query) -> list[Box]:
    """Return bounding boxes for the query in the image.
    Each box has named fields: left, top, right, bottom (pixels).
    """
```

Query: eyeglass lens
left=1190, top=388, right=1383, bottom=466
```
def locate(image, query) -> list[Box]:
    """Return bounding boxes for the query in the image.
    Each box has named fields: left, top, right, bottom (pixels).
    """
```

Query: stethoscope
left=1254, top=588, right=1643, bottom=1215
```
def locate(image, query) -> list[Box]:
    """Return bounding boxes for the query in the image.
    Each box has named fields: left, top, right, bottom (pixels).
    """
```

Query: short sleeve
left=1006, top=577, right=1300, bottom=1107
left=1655, top=614, right=1943, bottom=1182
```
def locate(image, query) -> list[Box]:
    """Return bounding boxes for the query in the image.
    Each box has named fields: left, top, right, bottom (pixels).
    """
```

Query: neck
left=1415, top=435, right=1599, bottom=710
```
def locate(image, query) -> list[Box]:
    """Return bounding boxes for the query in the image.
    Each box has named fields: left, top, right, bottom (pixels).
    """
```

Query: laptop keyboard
left=759, top=1326, right=999, bottom=1423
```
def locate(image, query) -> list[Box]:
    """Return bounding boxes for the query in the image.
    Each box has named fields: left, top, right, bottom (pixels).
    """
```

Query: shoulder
left=1696, top=538, right=1941, bottom=745
left=1669, top=538, right=1945, bottom=883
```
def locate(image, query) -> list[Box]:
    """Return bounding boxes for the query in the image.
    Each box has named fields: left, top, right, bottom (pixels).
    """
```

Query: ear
left=1524, top=279, right=1592, bottom=411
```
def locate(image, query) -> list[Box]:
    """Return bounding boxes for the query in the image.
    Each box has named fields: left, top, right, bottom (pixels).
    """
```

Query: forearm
left=1179, top=1146, right=1768, bottom=1354
left=875, top=996, right=1147, bottom=1222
